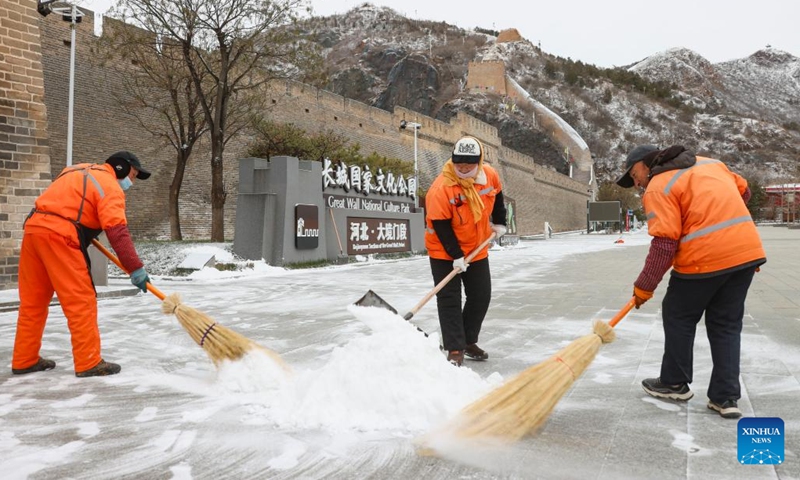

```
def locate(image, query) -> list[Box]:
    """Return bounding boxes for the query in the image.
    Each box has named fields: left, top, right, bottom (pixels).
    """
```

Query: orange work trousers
left=13, top=230, right=102, bottom=373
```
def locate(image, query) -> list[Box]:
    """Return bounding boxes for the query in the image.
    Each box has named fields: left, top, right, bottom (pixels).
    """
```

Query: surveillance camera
left=37, top=0, right=56, bottom=17
left=399, top=120, right=407, bottom=130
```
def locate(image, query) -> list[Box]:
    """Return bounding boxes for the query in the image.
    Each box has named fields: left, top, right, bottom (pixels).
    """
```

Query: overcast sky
left=77, top=0, right=799, bottom=68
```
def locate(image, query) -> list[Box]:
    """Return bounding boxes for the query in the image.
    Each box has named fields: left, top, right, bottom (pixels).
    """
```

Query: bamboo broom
left=420, top=299, right=635, bottom=449
left=91, top=239, right=288, bottom=370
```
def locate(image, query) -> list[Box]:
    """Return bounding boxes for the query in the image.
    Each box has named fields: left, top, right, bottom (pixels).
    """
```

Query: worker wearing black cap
left=13, top=151, right=152, bottom=378
left=615, top=144, right=765, bottom=419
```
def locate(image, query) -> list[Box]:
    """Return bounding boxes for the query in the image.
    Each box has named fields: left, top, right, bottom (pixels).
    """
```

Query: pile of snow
left=146, top=305, right=502, bottom=434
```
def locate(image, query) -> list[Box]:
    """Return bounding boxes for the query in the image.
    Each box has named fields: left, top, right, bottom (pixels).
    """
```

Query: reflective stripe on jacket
left=25, top=163, right=129, bottom=242
left=425, top=164, right=502, bottom=261
left=643, top=157, right=765, bottom=275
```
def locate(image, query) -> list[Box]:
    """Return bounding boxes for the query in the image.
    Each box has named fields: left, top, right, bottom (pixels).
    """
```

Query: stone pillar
left=0, top=0, right=52, bottom=289
left=233, top=156, right=327, bottom=266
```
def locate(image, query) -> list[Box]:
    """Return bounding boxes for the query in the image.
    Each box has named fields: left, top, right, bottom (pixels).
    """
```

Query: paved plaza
left=0, top=226, right=798, bottom=479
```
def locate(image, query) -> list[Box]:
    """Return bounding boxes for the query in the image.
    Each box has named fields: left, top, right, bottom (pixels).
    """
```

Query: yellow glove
left=633, top=286, right=653, bottom=309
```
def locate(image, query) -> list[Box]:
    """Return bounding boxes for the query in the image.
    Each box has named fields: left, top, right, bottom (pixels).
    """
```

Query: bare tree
left=99, top=21, right=208, bottom=240
left=114, top=0, right=322, bottom=241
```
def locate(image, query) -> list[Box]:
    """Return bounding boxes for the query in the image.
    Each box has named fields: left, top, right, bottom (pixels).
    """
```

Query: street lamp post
left=64, top=5, right=81, bottom=166
left=400, top=120, right=421, bottom=209
left=39, top=1, right=84, bottom=166
left=37, top=2, right=107, bottom=283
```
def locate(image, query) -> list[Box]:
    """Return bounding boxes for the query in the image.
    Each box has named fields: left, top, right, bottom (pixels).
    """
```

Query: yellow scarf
left=442, top=159, right=484, bottom=223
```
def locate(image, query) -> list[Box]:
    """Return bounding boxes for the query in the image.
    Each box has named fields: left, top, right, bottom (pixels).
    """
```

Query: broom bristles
left=422, top=321, right=616, bottom=447
left=161, top=293, right=289, bottom=371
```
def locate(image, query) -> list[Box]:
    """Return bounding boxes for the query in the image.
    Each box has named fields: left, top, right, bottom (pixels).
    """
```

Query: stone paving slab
left=0, top=226, right=797, bottom=479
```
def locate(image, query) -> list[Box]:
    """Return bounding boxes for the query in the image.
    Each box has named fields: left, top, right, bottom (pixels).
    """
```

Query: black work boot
left=447, top=350, right=464, bottom=367
left=76, top=359, right=121, bottom=378
left=12, top=357, right=56, bottom=375
left=465, top=344, right=489, bottom=361
left=708, top=399, right=742, bottom=419
left=641, top=377, right=693, bottom=401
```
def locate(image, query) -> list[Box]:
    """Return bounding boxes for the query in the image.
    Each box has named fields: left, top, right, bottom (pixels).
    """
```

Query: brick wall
left=496, top=29, right=523, bottom=43
left=465, top=59, right=594, bottom=186
left=39, top=13, right=186, bottom=240
left=0, top=0, right=51, bottom=289
left=504, top=75, right=594, bottom=184
left=465, top=61, right=507, bottom=96
left=261, top=80, right=590, bottom=234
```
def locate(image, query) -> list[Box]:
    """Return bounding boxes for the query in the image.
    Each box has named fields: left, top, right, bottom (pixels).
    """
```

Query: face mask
left=118, top=176, right=132, bottom=191
left=455, top=165, right=479, bottom=179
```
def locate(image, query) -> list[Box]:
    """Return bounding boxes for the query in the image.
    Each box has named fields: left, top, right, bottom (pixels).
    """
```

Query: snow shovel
left=354, top=233, right=497, bottom=333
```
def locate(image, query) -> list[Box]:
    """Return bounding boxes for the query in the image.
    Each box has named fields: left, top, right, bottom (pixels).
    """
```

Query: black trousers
left=430, top=257, right=491, bottom=352
left=660, top=266, right=757, bottom=404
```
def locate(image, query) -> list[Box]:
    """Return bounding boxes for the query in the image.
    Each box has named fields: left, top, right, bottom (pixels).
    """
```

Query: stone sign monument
left=233, top=156, right=425, bottom=266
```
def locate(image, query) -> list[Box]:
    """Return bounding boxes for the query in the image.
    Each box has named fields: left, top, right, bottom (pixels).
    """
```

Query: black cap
left=615, top=145, right=658, bottom=188
left=106, top=151, right=151, bottom=180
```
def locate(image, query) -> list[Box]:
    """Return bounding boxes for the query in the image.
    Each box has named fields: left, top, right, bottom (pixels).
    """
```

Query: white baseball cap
left=452, top=137, right=482, bottom=164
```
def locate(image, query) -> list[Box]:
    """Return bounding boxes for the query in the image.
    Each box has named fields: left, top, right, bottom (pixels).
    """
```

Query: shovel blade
left=354, top=290, right=398, bottom=314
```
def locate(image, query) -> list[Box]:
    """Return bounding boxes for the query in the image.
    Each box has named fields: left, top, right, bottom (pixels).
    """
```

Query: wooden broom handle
left=91, top=238, right=166, bottom=300
left=404, top=232, right=497, bottom=319
left=609, top=298, right=636, bottom=327
left=328, top=208, right=344, bottom=254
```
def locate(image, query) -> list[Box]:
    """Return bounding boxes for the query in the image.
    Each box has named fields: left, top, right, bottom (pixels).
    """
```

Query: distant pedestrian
left=616, top=144, right=766, bottom=418
left=13, top=151, right=152, bottom=377
left=425, top=136, right=507, bottom=366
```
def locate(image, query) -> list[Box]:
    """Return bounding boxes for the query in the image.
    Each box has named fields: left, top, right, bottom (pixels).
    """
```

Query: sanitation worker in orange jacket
left=615, top=145, right=766, bottom=419
left=425, top=136, right=507, bottom=366
left=12, top=151, right=152, bottom=377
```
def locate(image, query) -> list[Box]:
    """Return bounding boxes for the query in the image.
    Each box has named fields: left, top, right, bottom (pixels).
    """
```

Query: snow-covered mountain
left=715, top=48, right=800, bottom=124
left=629, top=47, right=725, bottom=111
left=303, top=4, right=800, bottom=183
left=631, top=46, right=800, bottom=125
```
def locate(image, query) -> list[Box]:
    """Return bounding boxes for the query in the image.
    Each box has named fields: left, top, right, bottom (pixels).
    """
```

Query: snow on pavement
left=1, top=231, right=658, bottom=479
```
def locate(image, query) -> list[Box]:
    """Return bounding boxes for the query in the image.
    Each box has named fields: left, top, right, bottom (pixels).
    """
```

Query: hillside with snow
left=301, top=4, right=800, bottom=183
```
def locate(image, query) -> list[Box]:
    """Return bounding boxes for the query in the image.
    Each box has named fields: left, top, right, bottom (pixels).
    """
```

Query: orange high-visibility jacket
left=425, top=164, right=502, bottom=261
left=25, top=163, right=129, bottom=241
left=643, top=157, right=765, bottom=275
